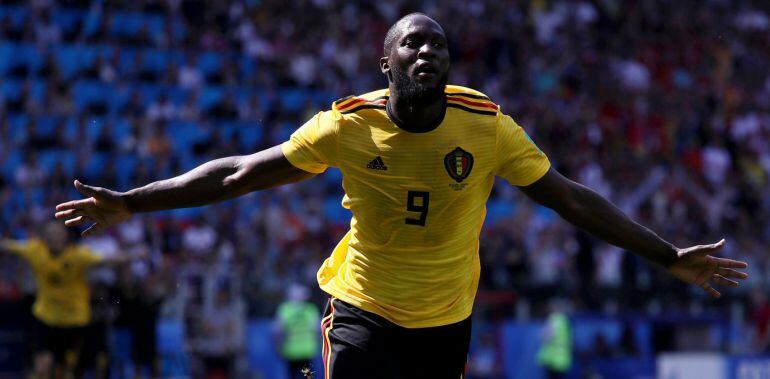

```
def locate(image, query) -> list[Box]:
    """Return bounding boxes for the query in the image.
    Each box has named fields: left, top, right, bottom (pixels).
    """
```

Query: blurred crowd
left=0, top=0, right=769, bottom=369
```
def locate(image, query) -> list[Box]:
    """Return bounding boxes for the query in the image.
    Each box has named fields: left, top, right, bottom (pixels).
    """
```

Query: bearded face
left=390, top=62, right=448, bottom=108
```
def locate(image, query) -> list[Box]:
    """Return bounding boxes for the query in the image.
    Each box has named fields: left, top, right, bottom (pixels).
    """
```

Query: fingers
left=711, top=274, right=739, bottom=287
left=687, top=239, right=726, bottom=255
left=700, top=282, right=721, bottom=298
left=701, top=269, right=748, bottom=298
left=61, top=218, right=104, bottom=237
left=54, top=209, right=87, bottom=220
left=64, top=215, right=91, bottom=227
left=717, top=267, right=749, bottom=279
left=713, top=257, right=748, bottom=269
left=82, top=223, right=102, bottom=237
left=74, top=180, right=103, bottom=198
left=55, top=198, right=93, bottom=212
left=55, top=180, right=103, bottom=212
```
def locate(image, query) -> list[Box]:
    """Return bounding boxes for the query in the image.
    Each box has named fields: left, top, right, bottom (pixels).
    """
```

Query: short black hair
left=383, top=12, right=430, bottom=56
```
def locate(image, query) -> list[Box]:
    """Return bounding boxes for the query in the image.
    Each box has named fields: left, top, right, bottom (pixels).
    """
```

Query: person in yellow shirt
left=55, top=13, right=749, bottom=379
left=0, top=221, right=132, bottom=379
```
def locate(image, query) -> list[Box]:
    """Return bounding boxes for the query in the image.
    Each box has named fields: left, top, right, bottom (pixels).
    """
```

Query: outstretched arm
left=89, top=247, right=148, bottom=268
left=0, top=239, right=20, bottom=254
left=519, top=168, right=748, bottom=297
left=55, top=145, right=315, bottom=236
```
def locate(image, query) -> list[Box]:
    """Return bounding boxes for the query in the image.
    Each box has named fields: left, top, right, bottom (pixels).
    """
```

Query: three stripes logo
left=366, top=156, right=388, bottom=171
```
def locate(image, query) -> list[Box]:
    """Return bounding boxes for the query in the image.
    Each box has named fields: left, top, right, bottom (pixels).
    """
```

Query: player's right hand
left=55, top=180, right=132, bottom=236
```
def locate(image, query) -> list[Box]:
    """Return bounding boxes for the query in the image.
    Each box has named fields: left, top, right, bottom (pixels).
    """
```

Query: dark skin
left=380, top=16, right=450, bottom=130
left=56, top=14, right=747, bottom=297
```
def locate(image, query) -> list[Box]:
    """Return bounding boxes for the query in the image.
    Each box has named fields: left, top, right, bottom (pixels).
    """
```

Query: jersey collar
left=385, top=96, right=447, bottom=134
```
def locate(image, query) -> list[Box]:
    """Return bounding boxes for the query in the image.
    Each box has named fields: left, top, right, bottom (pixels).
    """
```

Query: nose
left=417, top=43, right=436, bottom=59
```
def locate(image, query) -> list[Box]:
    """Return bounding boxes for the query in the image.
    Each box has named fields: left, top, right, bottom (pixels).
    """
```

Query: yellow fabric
left=7, top=239, right=102, bottom=327
left=281, top=85, right=550, bottom=328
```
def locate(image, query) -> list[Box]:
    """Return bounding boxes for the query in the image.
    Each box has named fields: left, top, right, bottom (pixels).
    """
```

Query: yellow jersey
left=7, top=239, right=102, bottom=327
left=281, top=85, right=550, bottom=328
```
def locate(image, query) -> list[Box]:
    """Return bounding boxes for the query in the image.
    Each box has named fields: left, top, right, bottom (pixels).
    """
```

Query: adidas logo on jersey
left=366, top=156, right=388, bottom=171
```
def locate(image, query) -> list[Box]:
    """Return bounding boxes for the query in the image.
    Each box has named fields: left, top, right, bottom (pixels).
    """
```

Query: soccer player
left=0, top=221, right=138, bottom=378
left=55, top=13, right=749, bottom=379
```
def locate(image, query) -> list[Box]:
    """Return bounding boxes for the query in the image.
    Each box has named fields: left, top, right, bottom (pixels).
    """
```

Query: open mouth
left=414, top=63, right=438, bottom=76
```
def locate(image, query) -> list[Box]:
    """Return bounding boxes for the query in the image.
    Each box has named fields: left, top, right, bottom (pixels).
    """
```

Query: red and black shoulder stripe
left=445, top=92, right=499, bottom=116
left=334, top=95, right=388, bottom=114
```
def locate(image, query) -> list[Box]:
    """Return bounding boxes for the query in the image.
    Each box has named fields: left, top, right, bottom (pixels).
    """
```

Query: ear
left=380, top=56, right=391, bottom=81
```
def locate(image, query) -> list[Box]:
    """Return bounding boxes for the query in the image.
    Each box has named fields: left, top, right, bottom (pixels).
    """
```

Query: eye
left=432, top=41, right=445, bottom=48
left=404, top=39, right=419, bottom=48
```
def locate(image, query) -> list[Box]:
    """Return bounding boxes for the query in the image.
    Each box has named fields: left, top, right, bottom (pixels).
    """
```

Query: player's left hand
left=668, top=239, right=749, bottom=298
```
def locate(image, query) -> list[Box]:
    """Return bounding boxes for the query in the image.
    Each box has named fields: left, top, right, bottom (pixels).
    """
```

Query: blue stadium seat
left=61, top=116, right=79, bottom=142
left=83, top=152, right=109, bottom=178
left=1, top=149, right=22, bottom=179
left=171, top=207, right=204, bottom=219
left=141, top=48, right=174, bottom=74
left=0, top=5, right=29, bottom=29
left=115, top=154, right=137, bottom=189
left=272, top=122, right=295, bottom=145
left=10, top=191, right=28, bottom=211
left=235, top=122, right=264, bottom=152
left=0, top=5, right=21, bottom=19
left=82, top=8, right=101, bottom=38
left=167, top=121, right=208, bottom=154
left=17, top=43, right=44, bottom=75
left=117, top=47, right=138, bottom=74
left=177, top=152, right=200, bottom=172
left=0, top=43, right=37, bottom=75
left=72, top=81, right=111, bottom=112
left=107, top=84, right=135, bottom=114
left=278, top=88, right=310, bottom=113
left=323, top=167, right=343, bottom=186
left=55, top=45, right=94, bottom=80
left=217, top=122, right=239, bottom=142
left=108, top=12, right=137, bottom=36
left=198, top=86, right=224, bottom=111
left=234, top=87, right=252, bottom=105
left=136, top=82, right=162, bottom=105
left=0, top=79, right=21, bottom=99
left=197, top=51, right=222, bottom=76
left=82, top=116, right=106, bottom=141
left=144, top=14, right=165, bottom=37
left=485, top=200, right=516, bottom=224
left=52, top=8, right=86, bottom=35
left=29, top=79, right=47, bottom=104
left=239, top=56, right=257, bottom=80
left=312, top=90, right=337, bottom=108
left=166, top=85, right=188, bottom=105
left=110, top=118, right=132, bottom=140
left=38, top=150, right=75, bottom=174
left=323, top=196, right=351, bottom=225
left=535, top=205, right=558, bottom=223
left=170, top=17, right=187, bottom=42
left=0, top=43, right=15, bottom=75
left=7, top=113, right=28, bottom=145
left=35, top=116, right=59, bottom=137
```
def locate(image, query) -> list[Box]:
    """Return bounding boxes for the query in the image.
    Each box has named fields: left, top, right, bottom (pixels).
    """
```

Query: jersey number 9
left=405, top=191, right=430, bottom=226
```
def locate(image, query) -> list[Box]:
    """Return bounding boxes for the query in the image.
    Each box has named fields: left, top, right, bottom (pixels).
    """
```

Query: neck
left=387, top=86, right=446, bottom=133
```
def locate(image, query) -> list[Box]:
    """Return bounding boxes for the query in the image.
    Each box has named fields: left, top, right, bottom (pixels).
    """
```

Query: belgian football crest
left=444, top=147, right=474, bottom=183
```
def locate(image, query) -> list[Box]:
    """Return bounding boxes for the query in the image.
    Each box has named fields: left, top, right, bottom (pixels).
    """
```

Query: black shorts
left=32, top=317, right=86, bottom=365
left=320, top=297, right=471, bottom=379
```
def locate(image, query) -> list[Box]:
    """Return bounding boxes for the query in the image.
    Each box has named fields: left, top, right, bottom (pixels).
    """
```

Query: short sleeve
left=4, top=239, right=36, bottom=260
left=281, top=111, right=340, bottom=173
left=76, top=246, right=103, bottom=268
left=494, top=114, right=551, bottom=186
